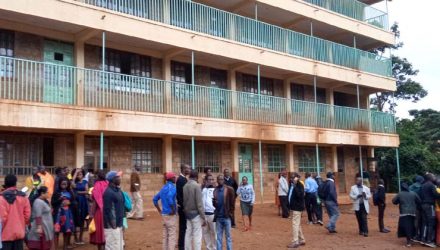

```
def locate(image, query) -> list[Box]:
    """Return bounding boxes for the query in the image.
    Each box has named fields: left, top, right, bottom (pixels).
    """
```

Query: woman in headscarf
left=392, top=182, right=421, bottom=247
left=89, top=170, right=108, bottom=250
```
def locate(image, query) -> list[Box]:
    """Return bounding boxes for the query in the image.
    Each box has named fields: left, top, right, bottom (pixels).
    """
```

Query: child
left=52, top=177, right=76, bottom=250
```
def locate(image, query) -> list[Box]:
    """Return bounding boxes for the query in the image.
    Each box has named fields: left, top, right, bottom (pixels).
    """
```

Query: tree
left=370, top=23, right=427, bottom=113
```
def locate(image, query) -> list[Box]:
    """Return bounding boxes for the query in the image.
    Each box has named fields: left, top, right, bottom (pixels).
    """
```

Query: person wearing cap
left=37, top=165, right=55, bottom=200
left=323, top=172, right=339, bottom=233
left=103, top=171, right=125, bottom=250
left=127, top=165, right=144, bottom=220
left=153, top=172, right=177, bottom=250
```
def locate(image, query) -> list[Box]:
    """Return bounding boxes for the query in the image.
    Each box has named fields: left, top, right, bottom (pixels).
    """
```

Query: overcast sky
left=373, top=0, right=440, bottom=119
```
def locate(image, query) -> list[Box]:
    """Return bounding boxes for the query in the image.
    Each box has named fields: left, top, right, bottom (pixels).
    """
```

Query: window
left=179, top=140, right=221, bottom=173
left=268, top=145, right=285, bottom=173
left=291, top=83, right=305, bottom=100
left=130, top=54, right=151, bottom=78
left=297, top=147, right=326, bottom=173
left=209, top=69, right=227, bottom=89
left=131, top=138, right=162, bottom=173
left=171, top=61, right=191, bottom=84
left=0, top=29, right=14, bottom=77
left=242, top=74, right=274, bottom=96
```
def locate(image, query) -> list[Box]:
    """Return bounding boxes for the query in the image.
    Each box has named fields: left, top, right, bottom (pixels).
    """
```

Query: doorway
left=238, top=144, right=253, bottom=185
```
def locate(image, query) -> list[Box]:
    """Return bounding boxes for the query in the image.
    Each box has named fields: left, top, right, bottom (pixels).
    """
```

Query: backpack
left=122, top=191, right=132, bottom=212
left=317, top=180, right=328, bottom=200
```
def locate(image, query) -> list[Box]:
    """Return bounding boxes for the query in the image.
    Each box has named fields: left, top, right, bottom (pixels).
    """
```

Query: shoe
left=423, top=242, right=436, bottom=248
left=298, top=241, right=306, bottom=246
left=380, top=229, right=390, bottom=233
left=411, top=238, right=421, bottom=243
left=307, top=221, right=313, bottom=225
left=317, top=220, right=324, bottom=226
left=287, top=242, right=300, bottom=248
left=328, top=229, right=337, bottom=234
left=363, top=233, right=368, bottom=237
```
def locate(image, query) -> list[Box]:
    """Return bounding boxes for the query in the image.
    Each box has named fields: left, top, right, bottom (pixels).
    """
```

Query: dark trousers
left=355, top=203, right=368, bottom=234
left=415, top=208, right=422, bottom=240
left=1, top=240, right=24, bottom=250
left=378, top=203, right=386, bottom=230
left=316, top=201, right=323, bottom=221
left=279, top=195, right=289, bottom=218
left=305, top=192, right=318, bottom=222
left=231, top=197, right=237, bottom=227
left=178, top=207, right=186, bottom=250
left=421, top=204, right=436, bottom=243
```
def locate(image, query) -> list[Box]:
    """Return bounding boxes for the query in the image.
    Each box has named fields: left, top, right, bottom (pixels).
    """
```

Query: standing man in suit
left=177, top=164, right=191, bottom=250
left=223, top=168, right=238, bottom=228
left=349, top=177, right=372, bottom=237
left=376, top=179, right=390, bottom=233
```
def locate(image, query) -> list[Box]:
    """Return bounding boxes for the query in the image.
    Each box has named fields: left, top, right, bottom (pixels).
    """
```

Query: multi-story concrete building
left=0, top=0, right=398, bottom=206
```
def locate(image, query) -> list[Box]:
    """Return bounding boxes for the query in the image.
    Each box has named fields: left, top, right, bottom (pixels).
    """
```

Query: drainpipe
left=191, top=51, right=196, bottom=170
left=357, top=84, right=364, bottom=179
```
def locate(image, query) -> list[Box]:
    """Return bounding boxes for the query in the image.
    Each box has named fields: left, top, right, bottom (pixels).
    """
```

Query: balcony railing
left=0, top=56, right=396, bottom=134
left=303, top=0, right=388, bottom=30
left=75, top=0, right=392, bottom=77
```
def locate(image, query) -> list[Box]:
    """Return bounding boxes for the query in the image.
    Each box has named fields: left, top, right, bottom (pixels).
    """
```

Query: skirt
left=240, top=200, right=253, bottom=216
left=90, top=207, right=105, bottom=245
left=398, top=215, right=415, bottom=238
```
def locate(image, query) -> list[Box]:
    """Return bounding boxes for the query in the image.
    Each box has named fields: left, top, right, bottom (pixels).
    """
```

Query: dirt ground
left=74, top=201, right=427, bottom=250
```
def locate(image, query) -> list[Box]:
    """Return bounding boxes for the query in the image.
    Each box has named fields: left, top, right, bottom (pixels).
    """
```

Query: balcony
left=0, top=56, right=396, bottom=134
left=75, top=0, right=392, bottom=77
left=303, top=0, right=388, bottom=30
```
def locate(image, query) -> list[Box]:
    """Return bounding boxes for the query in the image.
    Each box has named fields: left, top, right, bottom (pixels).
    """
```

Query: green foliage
left=377, top=110, right=440, bottom=191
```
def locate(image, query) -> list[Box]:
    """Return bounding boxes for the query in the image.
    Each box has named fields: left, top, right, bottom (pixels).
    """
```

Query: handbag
left=89, top=219, right=96, bottom=234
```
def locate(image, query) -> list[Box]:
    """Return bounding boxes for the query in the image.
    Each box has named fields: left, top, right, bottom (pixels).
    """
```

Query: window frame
left=0, top=29, right=15, bottom=78
left=297, top=147, right=326, bottom=173
left=131, top=138, right=162, bottom=174
left=267, top=144, right=286, bottom=173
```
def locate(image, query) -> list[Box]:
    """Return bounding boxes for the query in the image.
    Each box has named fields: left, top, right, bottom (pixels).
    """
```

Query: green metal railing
left=304, top=0, right=388, bottom=30
left=0, top=56, right=396, bottom=133
left=77, top=0, right=391, bottom=77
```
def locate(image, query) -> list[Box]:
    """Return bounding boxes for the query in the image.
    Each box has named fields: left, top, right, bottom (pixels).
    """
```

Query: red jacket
left=0, top=187, right=31, bottom=241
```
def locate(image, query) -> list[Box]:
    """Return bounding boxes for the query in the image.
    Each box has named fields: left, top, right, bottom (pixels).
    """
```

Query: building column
left=286, top=143, right=294, bottom=173
left=231, top=140, right=239, bottom=174
left=74, top=42, right=85, bottom=106
left=228, top=70, right=237, bottom=119
left=163, top=135, right=173, bottom=173
left=331, top=145, right=338, bottom=173
left=284, top=79, right=292, bottom=124
left=162, top=58, right=172, bottom=114
left=327, top=88, right=334, bottom=128
left=75, top=133, right=85, bottom=169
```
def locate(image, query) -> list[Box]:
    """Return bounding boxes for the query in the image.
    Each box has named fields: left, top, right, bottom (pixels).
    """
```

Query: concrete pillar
left=163, top=58, right=172, bottom=114
left=75, top=133, right=85, bottom=169
left=286, top=143, right=295, bottom=173
left=228, top=70, right=237, bottom=119
left=284, top=79, right=292, bottom=124
left=163, top=135, right=173, bottom=173
left=74, top=42, right=85, bottom=106
left=327, top=88, right=335, bottom=128
left=367, top=147, right=375, bottom=172
left=331, top=145, right=338, bottom=173
left=231, top=140, right=239, bottom=173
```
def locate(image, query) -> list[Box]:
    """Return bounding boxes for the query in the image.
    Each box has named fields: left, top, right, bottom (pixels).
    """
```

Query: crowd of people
left=3, top=164, right=440, bottom=250
left=0, top=165, right=143, bottom=250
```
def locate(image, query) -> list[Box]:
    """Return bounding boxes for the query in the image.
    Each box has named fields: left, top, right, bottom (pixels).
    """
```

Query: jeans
left=216, top=217, right=232, bottom=250
left=378, top=203, right=386, bottom=231
left=324, top=200, right=340, bottom=231
left=185, top=215, right=203, bottom=250
left=162, top=215, right=177, bottom=250
left=421, top=204, right=436, bottom=243
left=355, top=203, right=368, bottom=234
left=305, top=192, right=318, bottom=222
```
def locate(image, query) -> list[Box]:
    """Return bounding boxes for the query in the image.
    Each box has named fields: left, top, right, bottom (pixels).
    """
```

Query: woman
left=51, top=177, right=76, bottom=250
left=392, top=182, right=421, bottom=247
left=72, top=168, right=89, bottom=245
left=26, top=186, right=54, bottom=250
left=275, top=173, right=281, bottom=216
left=89, top=170, right=108, bottom=250
left=237, top=176, right=255, bottom=231
left=25, top=166, right=43, bottom=200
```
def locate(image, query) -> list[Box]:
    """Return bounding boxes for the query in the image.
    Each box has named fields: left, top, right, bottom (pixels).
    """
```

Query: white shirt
left=278, top=176, right=289, bottom=196
left=202, top=187, right=215, bottom=214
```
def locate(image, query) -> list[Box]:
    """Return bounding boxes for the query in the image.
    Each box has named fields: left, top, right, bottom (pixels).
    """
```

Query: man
left=223, top=168, right=238, bottom=227
left=202, top=174, right=216, bottom=250
left=410, top=175, right=424, bottom=242
left=287, top=173, right=306, bottom=249
left=376, top=179, right=390, bottom=233
left=349, top=177, right=372, bottom=237
left=304, top=172, right=319, bottom=224
left=278, top=169, right=290, bottom=218
left=213, top=174, right=235, bottom=250
left=183, top=170, right=205, bottom=250
left=103, top=171, right=125, bottom=250
left=0, top=174, right=31, bottom=250
left=322, top=172, right=339, bottom=233
left=37, top=165, right=55, bottom=200
left=419, top=173, right=440, bottom=247
left=127, top=165, right=144, bottom=220
left=177, top=164, right=191, bottom=250
left=153, top=172, right=177, bottom=250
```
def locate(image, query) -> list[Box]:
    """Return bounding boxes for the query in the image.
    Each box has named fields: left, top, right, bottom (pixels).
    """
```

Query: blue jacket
left=324, top=179, right=338, bottom=204
left=153, top=181, right=177, bottom=215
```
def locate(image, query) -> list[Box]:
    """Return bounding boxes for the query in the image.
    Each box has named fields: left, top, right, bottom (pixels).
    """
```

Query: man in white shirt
left=349, top=177, right=372, bottom=237
left=278, top=169, right=289, bottom=218
left=202, top=174, right=216, bottom=250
